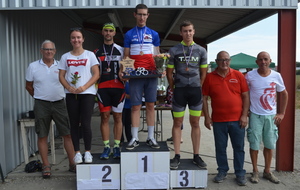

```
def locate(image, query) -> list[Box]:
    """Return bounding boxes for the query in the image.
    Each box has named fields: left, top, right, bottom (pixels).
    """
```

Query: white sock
left=131, top=127, right=139, bottom=141
left=147, top=126, right=154, bottom=139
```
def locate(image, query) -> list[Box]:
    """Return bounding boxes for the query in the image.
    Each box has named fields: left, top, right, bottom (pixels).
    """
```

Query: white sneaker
left=84, top=151, right=93, bottom=163
left=74, top=152, right=83, bottom=164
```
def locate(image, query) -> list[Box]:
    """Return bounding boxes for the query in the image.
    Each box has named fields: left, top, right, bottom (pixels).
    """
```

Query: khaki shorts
left=34, top=99, right=70, bottom=138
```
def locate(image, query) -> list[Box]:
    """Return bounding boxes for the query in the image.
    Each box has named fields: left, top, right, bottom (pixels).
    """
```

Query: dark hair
left=180, top=20, right=194, bottom=31
left=70, top=27, right=85, bottom=38
left=135, top=4, right=148, bottom=13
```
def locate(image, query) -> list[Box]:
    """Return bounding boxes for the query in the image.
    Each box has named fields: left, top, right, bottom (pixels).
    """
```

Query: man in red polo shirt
left=202, top=51, right=249, bottom=186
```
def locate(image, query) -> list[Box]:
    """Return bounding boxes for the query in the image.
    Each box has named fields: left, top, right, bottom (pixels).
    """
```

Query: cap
left=102, top=23, right=116, bottom=31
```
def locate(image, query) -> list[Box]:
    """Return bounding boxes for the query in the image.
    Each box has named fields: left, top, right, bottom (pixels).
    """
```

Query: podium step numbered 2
left=76, top=142, right=207, bottom=189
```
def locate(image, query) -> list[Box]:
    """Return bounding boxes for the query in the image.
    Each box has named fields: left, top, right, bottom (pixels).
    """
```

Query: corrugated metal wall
left=0, top=10, right=100, bottom=176
left=0, top=0, right=298, bottom=9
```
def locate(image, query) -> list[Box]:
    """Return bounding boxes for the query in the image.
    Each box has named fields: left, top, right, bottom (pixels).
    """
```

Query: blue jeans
left=213, top=121, right=246, bottom=177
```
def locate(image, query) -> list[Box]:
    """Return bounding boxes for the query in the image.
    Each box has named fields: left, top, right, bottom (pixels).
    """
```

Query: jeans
left=213, top=121, right=246, bottom=177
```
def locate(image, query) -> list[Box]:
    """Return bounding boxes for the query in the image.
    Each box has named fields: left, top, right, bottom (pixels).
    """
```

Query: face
left=256, top=52, right=271, bottom=70
left=134, top=9, right=149, bottom=27
left=180, top=25, right=195, bottom=42
left=70, top=30, right=84, bottom=48
left=40, top=42, right=56, bottom=60
left=102, top=28, right=115, bottom=42
left=216, top=52, right=231, bottom=71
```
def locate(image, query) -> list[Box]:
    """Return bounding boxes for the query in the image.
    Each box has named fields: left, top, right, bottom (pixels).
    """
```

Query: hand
left=67, top=86, right=76, bottom=93
left=239, top=115, right=248, bottom=128
left=119, top=72, right=129, bottom=82
left=274, top=113, right=284, bottom=125
left=204, top=117, right=212, bottom=130
left=160, top=71, right=166, bottom=78
left=74, top=86, right=86, bottom=94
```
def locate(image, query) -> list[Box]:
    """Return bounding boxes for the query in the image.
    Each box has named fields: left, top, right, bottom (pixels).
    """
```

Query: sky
left=207, top=5, right=300, bottom=64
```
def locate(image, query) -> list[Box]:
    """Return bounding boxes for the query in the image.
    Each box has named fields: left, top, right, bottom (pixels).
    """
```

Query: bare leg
left=38, top=136, right=50, bottom=167
left=173, top=117, right=184, bottom=155
left=100, top=111, right=111, bottom=141
left=250, top=149, right=259, bottom=172
left=145, top=102, right=155, bottom=126
left=62, top=134, right=75, bottom=165
left=263, top=147, right=273, bottom=173
left=190, top=115, right=200, bottom=154
left=38, top=136, right=51, bottom=177
left=113, top=112, right=123, bottom=140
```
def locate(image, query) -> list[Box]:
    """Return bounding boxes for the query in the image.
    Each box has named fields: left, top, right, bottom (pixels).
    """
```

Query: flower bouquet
left=153, top=53, right=170, bottom=74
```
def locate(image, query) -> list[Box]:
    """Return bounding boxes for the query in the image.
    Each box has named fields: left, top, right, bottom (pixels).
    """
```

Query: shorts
left=129, top=78, right=157, bottom=106
left=97, top=88, right=125, bottom=112
left=247, top=112, right=278, bottom=150
left=172, top=87, right=203, bottom=117
left=34, top=99, right=70, bottom=138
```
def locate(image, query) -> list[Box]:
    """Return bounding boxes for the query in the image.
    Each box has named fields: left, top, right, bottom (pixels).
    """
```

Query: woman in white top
left=59, top=28, right=99, bottom=164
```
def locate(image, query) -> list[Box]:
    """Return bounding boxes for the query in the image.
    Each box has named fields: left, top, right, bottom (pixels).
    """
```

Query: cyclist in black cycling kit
left=167, top=20, right=208, bottom=170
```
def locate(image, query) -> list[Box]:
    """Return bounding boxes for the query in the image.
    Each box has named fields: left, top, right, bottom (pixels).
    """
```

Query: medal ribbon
left=103, top=43, right=114, bottom=71
left=136, top=26, right=147, bottom=53
left=182, top=44, right=194, bottom=69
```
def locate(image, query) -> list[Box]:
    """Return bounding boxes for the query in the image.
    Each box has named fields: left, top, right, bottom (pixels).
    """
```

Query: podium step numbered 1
left=76, top=142, right=207, bottom=189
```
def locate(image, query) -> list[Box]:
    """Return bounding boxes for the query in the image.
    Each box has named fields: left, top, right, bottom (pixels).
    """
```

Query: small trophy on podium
left=120, top=57, right=135, bottom=78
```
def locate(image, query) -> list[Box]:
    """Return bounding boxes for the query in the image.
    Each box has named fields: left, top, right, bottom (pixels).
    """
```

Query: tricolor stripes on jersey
left=124, top=26, right=160, bottom=70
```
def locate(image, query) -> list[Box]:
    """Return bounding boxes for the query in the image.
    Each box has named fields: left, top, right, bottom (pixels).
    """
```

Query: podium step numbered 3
left=76, top=142, right=207, bottom=190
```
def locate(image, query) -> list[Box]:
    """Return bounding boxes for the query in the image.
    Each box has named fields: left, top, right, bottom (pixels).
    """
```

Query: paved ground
left=0, top=107, right=299, bottom=190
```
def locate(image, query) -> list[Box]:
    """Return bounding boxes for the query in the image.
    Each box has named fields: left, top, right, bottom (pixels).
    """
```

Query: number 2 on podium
left=138, top=153, right=153, bottom=173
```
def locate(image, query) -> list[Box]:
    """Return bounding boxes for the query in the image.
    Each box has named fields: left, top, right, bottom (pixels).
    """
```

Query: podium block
left=121, top=142, right=170, bottom=189
left=77, top=153, right=120, bottom=190
left=170, top=159, right=208, bottom=189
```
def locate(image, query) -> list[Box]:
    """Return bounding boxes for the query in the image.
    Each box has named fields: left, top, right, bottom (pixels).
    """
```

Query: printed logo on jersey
left=229, top=79, right=238, bottom=83
left=178, top=56, right=199, bottom=62
left=144, top=34, right=152, bottom=42
left=67, top=59, right=88, bottom=67
left=131, top=35, right=139, bottom=42
left=260, top=82, right=276, bottom=110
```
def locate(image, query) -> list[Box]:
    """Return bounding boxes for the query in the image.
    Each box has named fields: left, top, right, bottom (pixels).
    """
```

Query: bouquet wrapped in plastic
left=153, top=53, right=170, bottom=74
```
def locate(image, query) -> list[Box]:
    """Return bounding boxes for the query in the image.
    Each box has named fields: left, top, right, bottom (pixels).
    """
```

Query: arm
left=240, top=91, right=250, bottom=128
left=75, top=64, right=100, bottom=93
left=166, top=68, right=174, bottom=91
left=203, top=95, right=212, bottom=130
left=59, top=69, right=76, bottom=93
left=124, top=48, right=130, bottom=59
left=25, top=81, right=34, bottom=97
left=274, top=89, right=288, bottom=125
left=200, top=67, right=207, bottom=86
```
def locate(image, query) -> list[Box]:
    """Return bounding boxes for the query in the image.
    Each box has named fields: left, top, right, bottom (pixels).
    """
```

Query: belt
left=35, top=98, right=64, bottom=103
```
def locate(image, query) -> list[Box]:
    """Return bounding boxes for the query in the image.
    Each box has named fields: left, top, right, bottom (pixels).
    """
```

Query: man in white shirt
left=25, top=40, right=75, bottom=178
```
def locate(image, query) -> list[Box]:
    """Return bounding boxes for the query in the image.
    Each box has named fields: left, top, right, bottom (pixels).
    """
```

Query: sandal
left=69, top=164, right=76, bottom=173
left=42, top=165, right=51, bottom=179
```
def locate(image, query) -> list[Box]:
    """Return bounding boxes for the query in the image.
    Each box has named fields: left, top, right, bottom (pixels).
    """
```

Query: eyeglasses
left=42, top=48, right=55, bottom=51
left=216, top=59, right=231, bottom=62
left=136, top=13, right=148, bottom=17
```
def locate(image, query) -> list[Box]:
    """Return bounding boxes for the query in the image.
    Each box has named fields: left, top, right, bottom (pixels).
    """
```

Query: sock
left=147, top=126, right=154, bottom=139
left=103, top=140, right=110, bottom=148
left=193, top=154, right=199, bottom=159
left=114, top=140, right=120, bottom=148
left=131, top=127, right=139, bottom=141
left=175, top=154, right=180, bottom=158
